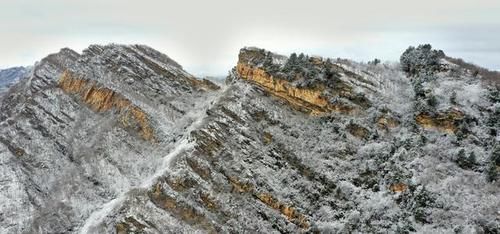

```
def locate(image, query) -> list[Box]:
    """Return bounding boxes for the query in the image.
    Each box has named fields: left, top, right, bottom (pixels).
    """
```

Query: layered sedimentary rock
left=237, top=63, right=334, bottom=115
left=59, top=71, right=155, bottom=141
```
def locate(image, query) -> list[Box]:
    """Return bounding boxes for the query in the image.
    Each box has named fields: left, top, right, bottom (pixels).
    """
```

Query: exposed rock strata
left=415, top=109, right=465, bottom=133
left=59, top=71, right=155, bottom=141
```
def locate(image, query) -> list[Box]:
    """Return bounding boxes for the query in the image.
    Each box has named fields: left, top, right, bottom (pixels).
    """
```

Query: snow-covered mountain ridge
left=0, top=44, right=498, bottom=233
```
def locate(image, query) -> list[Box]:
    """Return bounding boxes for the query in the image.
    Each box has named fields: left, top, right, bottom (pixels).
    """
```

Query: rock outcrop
left=59, top=71, right=155, bottom=141
left=237, top=63, right=335, bottom=115
left=236, top=48, right=372, bottom=115
left=415, top=108, right=465, bottom=134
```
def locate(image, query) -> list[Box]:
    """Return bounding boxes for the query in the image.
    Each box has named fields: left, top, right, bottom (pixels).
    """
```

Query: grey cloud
left=1, top=0, right=499, bottom=74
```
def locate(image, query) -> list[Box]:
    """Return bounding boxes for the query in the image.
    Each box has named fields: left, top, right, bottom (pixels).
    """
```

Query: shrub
left=488, top=87, right=500, bottom=103
left=368, top=58, right=381, bottom=65
left=486, top=163, right=497, bottom=182
left=427, top=95, right=438, bottom=107
left=397, top=186, right=438, bottom=224
left=455, top=149, right=477, bottom=170
left=486, top=146, right=500, bottom=182
left=450, top=91, right=457, bottom=105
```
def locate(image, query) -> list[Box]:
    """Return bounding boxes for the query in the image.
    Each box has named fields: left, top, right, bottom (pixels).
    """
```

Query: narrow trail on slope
left=79, top=84, right=229, bottom=234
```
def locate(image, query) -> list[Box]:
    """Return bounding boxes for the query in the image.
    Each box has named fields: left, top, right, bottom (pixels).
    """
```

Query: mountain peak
left=8, top=43, right=220, bottom=141
left=32, top=44, right=219, bottom=95
left=81, top=44, right=183, bottom=69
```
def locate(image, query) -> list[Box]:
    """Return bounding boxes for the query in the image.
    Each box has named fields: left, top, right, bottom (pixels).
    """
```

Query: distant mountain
left=0, top=44, right=498, bottom=233
left=0, top=66, right=29, bottom=95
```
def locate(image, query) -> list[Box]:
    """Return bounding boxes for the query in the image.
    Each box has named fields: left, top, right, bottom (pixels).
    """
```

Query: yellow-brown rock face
left=346, top=123, right=370, bottom=139
left=149, top=183, right=217, bottom=233
left=236, top=63, right=355, bottom=115
left=115, top=217, right=147, bottom=234
left=389, top=183, right=408, bottom=193
left=262, top=131, right=273, bottom=145
left=223, top=174, right=310, bottom=229
left=415, top=109, right=465, bottom=134
left=58, top=71, right=155, bottom=141
left=256, top=193, right=310, bottom=229
left=377, top=115, right=400, bottom=130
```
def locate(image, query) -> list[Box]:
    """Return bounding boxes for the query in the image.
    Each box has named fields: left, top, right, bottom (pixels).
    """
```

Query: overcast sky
left=1, top=0, right=499, bottom=76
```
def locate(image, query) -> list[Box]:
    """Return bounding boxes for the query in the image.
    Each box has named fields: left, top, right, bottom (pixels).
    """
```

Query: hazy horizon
left=1, top=0, right=499, bottom=76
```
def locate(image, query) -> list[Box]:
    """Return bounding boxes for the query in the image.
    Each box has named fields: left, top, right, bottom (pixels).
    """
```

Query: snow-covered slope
left=0, top=44, right=498, bottom=233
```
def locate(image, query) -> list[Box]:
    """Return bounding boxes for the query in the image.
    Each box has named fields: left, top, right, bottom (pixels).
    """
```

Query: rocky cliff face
left=0, top=44, right=498, bottom=233
left=58, top=71, right=156, bottom=141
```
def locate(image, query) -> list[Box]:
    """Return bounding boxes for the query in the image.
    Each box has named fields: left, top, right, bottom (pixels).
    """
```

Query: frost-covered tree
left=262, top=52, right=281, bottom=73
left=411, top=78, right=437, bottom=113
left=488, top=87, right=500, bottom=103
left=298, top=53, right=306, bottom=61
left=368, top=58, right=381, bottom=65
left=486, top=88, right=500, bottom=136
left=426, top=95, right=438, bottom=108
left=263, top=52, right=273, bottom=67
left=486, top=146, right=500, bottom=182
left=455, top=149, right=477, bottom=170
left=400, top=44, right=445, bottom=77
left=450, top=91, right=457, bottom=105
left=283, top=53, right=298, bottom=73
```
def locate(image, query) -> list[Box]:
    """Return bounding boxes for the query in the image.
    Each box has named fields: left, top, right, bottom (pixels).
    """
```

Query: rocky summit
left=0, top=44, right=499, bottom=233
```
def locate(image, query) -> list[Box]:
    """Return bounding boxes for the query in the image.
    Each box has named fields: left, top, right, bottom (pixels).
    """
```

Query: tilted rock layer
left=237, top=63, right=335, bottom=115
left=59, top=71, right=155, bottom=141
